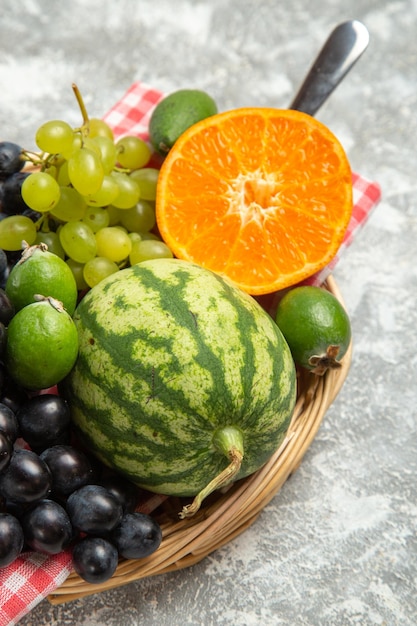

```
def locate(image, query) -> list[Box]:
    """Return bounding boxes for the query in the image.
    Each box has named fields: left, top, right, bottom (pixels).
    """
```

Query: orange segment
left=156, top=108, right=353, bottom=295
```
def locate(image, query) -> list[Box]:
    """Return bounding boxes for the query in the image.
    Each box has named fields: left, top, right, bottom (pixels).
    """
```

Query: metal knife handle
left=289, top=20, right=370, bottom=116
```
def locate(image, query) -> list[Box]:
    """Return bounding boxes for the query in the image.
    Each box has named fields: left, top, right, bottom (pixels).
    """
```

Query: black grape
left=0, top=171, right=31, bottom=215
left=40, top=445, right=99, bottom=497
left=0, top=449, right=52, bottom=504
left=0, top=431, right=13, bottom=473
left=0, top=288, right=15, bottom=326
left=66, top=484, right=123, bottom=535
left=21, top=499, right=73, bottom=554
left=0, top=512, right=24, bottom=567
left=17, top=395, right=71, bottom=451
left=0, top=142, right=25, bottom=180
left=98, top=474, right=140, bottom=513
left=72, top=536, right=118, bottom=584
left=0, top=402, right=19, bottom=443
left=110, top=512, right=162, bottom=559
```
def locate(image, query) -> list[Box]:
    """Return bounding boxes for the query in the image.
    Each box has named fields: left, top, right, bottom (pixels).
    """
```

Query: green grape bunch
left=0, top=84, right=173, bottom=290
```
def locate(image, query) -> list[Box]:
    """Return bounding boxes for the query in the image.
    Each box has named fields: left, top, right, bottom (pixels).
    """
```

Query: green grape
left=92, top=136, right=117, bottom=174
left=60, top=133, right=83, bottom=160
left=50, top=187, right=87, bottom=222
left=82, top=207, right=110, bottom=232
left=117, top=200, right=156, bottom=233
left=129, top=239, right=173, bottom=265
left=82, top=137, right=102, bottom=156
left=83, top=256, right=119, bottom=288
left=21, top=172, right=61, bottom=213
left=86, top=175, right=120, bottom=207
left=59, top=221, right=97, bottom=263
left=88, top=118, right=114, bottom=140
left=56, top=160, right=71, bottom=186
left=66, top=258, right=88, bottom=290
left=128, top=232, right=142, bottom=244
left=130, top=167, right=159, bottom=201
left=44, top=164, right=58, bottom=180
left=115, top=136, right=151, bottom=170
left=68, top=147, right=104, bottom=195
left=0, top=216, right=37, bottom=251
left=48, top=153, right=66, bottom=169
left=95, top=226, right=132, bottom=262
left=110, top=172, right=140, bottom=209
left=35, top=120, right=74, bottom=154
left=136, top=231, right=160, bottom=240
left=35, top=231, right=66, bottom=259
left=107, top=205, right=121, bottom=225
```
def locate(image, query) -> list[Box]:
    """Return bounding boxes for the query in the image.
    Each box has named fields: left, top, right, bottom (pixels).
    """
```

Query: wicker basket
left=48, top=275, right=351, bottom=605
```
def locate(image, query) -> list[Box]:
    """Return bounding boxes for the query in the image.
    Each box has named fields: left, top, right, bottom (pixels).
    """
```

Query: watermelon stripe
left=63, top=260, right=296, bottom=497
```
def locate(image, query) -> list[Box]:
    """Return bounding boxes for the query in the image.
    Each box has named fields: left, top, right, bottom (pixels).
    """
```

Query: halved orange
left=155, top=108, right=353, bottom=295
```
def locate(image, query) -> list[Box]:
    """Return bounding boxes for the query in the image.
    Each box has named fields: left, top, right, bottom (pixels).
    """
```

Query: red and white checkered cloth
left=307, top=170, right=381, bottom=286
left=0, top=552, right=73, bottom=626
left=0, top=81, right=381, bottom=626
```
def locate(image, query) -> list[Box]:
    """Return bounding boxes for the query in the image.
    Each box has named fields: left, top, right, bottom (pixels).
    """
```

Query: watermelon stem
left=179, top=426, right=244, bottom=519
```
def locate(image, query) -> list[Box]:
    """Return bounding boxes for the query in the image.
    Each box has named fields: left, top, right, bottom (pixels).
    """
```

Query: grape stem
left=20, top=149, right=45, bottom=167
left=34, top=214, right=49, bottom=233
left=20, top=150, right=61, bottom=172
left=40, top=215, right=51, bottom=233
left=72, top=83, right=90, bottom=129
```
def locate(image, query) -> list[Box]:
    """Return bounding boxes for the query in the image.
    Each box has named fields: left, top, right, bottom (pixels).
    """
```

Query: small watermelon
left=62, top=259, right=296, bottom=518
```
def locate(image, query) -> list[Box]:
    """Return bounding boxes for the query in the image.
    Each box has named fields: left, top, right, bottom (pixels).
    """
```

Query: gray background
left=1, top=1, right=416, bottom=625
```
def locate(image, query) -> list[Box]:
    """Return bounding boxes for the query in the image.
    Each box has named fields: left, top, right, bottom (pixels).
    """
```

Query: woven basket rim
left=48, top=275, right=351, bottom=605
